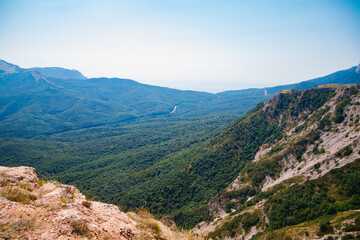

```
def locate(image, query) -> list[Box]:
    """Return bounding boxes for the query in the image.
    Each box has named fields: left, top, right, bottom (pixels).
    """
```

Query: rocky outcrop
left=0, top=166, right=187, bottom=240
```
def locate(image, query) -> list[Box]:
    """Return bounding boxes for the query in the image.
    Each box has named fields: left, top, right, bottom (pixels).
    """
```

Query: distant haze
left=0, top=0, right=359, bottom=92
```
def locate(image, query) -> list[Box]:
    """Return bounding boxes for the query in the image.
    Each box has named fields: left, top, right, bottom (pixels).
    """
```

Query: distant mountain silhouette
left=28, top=67, right=87, bottom=80
left=0, top=59, right=359, bottom=137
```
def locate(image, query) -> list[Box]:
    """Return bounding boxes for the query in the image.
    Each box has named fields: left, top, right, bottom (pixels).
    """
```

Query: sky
left=0, top=0, right=360, bottom=92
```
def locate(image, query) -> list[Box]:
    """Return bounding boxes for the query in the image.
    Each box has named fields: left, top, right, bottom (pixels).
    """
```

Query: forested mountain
left=1, top=60, right=360, bottom=239
left=2, top=84, right=359, bottom=240
left=188, top=84, right=360, bottom=239
left=28, top=67, right=87, bottom=80
left=0, top=60, right=359, bottom=137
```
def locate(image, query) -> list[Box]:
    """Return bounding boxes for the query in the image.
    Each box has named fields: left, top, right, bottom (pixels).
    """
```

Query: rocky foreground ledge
left=0, top=166, right=189, bottom=240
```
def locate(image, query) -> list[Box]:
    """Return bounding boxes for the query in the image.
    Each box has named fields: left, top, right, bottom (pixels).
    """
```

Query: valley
left=1, top=60, right=360, bottom=239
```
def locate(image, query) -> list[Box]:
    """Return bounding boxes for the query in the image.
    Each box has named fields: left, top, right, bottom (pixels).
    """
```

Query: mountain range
left=1, top=83, right=360, bottom=239
left=1, top=60, right=360, bottom=239
left=192, top=84, right=360, bottom=239
left=1, top=59, right=359, bottom=137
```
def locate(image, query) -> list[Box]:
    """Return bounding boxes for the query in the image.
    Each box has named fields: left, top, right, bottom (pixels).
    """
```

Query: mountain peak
left=0, top=59, right=87, bottom=79
left=28, top=67, right=87, bottom=80
left=0, top=59, right=20, bottom=74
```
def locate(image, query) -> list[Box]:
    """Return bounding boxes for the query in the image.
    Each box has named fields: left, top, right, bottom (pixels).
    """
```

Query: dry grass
left=134, top=231, right=153, bottom=240
left=0, top=186, right=37, bottom=204
left=19, top=182, right=35, bottom=192
left=317, top=84, right=342, bottom=88
left=39, top=172, right=59, bottom=182
left=136, top=207, right=154, bottom=219
left=0, top=217, right=36, bottom=239
left=0, top=171, right=10, bottom=187
left=280, top=90, right=292, bottom=94
left=38, top=179, right=46, bottom=186
left=70, top=219, right=91, bottom=238
left=82, top=200, right=92, bottom=208
left=12, top=217, right=36, bottom=231
left=181, top=230, right=204, bottom=240
left=135, top=208, right=164, bottom=239
left=60, top=186, right=75, bottom=204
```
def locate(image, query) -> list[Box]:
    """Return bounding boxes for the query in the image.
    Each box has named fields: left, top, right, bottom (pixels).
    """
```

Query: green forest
left=1, top=61, right=360, bottom=234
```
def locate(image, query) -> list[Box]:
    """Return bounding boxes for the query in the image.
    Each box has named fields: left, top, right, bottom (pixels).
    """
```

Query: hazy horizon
left=1, top=0, right=359, bottom=92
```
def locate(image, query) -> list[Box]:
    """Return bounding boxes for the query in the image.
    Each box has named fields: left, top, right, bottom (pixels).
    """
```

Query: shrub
left=344, top=217, right=360, bottom=232
left=242, top=214, right=260, bottom=231
left=82, top=201, right=92, bottom=208
left=318, top=221, right=333, bottom=236
left=135, top=208, right=163, bottom=238
left=148, top=221, right=161, bottom=236
left=38, top=179, right=46, bottom=186
left=18, top=183, right=34, bottom=192
left=319, top=222, right=327, bottom=232
left=336, top=146, right=353, bottom=158
left=319, top=114, right=332, bottom=131
left=342, top=234, right=355, bottom=240
left=60, top=186, right=75, bottom=204
left=344, top=173, right=360, bottom=196
left=333, top=97, right=351, bottom=124
left=225, top=202, right=237, bottom=213
left=70, top=219, right=91, bottom=238
left=174, top=206, right=212, bottom=229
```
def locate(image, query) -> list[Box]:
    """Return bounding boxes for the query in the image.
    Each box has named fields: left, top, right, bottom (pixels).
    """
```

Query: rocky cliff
left=0, top=166, right=189, bottom=240
left=194, top=84, right=360, bottom=239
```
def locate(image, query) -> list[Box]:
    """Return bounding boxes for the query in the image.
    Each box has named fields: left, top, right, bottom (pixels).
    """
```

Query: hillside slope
left=0, top=60, right=359, bottom=137
left=1, top=60, right=360, bottom=238
left=191, top=84, right=360, bottom=239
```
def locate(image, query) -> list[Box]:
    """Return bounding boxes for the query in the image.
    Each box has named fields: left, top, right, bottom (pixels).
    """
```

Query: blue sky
left=0, top=0, right=359, bottom=92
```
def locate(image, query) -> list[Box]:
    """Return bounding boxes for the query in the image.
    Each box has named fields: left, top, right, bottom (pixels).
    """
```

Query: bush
left=342, top=234, right=355, bottom=240
left=70, top=219, right=91, bottom=238
left=333, top=97, right=351, bottom=124
left=336, top=146, right=353, bottom=158
left=81, top=201, right=92, bottom=208
left=319, top=114, right=331, bottom=131
left=242, top=214, right=260, bottom=231
left=38, top=179, right=46, bottom=186
left=148, top=221, right=161, bottom=236
left=223, top=187, right=256, bottom=199
left=174, top=206, right=212, bottom=229
left=225, top=202, right=237, bottom=213
left=344, top=173, right=360, bottom=196
left=268, top=159, right=360, bottom=229
left=318, top=221, right=333, bottom=236
left=344, top=217, right=360, bottom=232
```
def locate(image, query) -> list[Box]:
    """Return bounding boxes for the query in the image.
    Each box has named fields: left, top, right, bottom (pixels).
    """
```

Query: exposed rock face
left=194, top=85, right=360, bottom=239
left=222, top=85, right=360, bottom=196
left=260, top=85, right=360, bottom=190
left=0, top=166, right=186, bottom=240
